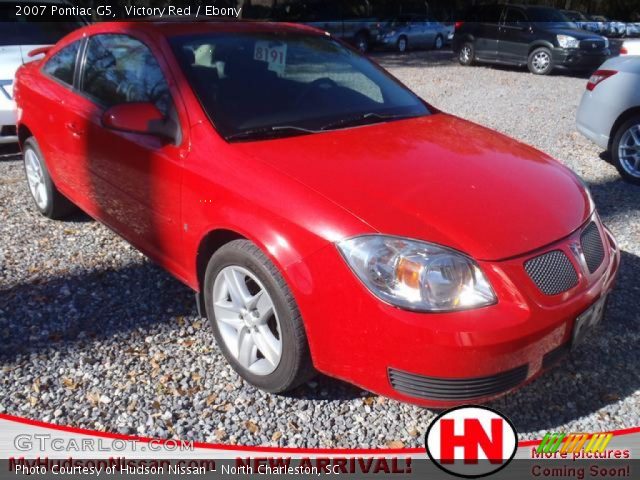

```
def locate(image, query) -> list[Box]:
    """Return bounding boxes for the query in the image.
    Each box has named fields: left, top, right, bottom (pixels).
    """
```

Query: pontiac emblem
left=570, top=242, right=587, bottom=271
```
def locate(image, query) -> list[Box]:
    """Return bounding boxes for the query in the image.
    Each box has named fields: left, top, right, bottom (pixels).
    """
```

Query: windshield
left=0, top=4, right=85, bottom=46
left=564, top=11, right=587, bottom=22
left=526, top=7, right=577, bottom=29
left=170, top=32, right=429, bottom=141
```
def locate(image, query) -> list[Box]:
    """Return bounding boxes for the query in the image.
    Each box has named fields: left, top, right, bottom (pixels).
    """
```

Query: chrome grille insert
left=525, top=250, right=578, bottom=295
left=581, top=222, right=605, bottom=274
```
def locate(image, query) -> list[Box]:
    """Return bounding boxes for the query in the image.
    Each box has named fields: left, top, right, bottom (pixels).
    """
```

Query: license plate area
left=572, top=295, right=607, bottom=348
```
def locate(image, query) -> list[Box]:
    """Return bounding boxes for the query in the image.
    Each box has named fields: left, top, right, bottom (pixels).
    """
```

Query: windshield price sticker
left=254, top=41, right=287, bottom=75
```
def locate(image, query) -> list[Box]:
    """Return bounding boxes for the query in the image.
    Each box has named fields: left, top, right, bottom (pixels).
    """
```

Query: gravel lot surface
left=1, top=50, right=639, bottom=448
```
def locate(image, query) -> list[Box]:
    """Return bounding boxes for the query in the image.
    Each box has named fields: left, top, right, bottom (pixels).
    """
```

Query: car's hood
left=0, top=45, right=48, bottom=81
left=542, top=26, right=604, bottom=39
left=235, top=114, right=591, bottom=261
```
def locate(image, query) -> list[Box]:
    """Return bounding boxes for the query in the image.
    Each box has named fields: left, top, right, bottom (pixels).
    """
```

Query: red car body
left=14, top=22, right=620, bottom=407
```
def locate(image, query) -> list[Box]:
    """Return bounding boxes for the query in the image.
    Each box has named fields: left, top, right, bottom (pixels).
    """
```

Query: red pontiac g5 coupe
left=14, top=21, right=620, bottom=407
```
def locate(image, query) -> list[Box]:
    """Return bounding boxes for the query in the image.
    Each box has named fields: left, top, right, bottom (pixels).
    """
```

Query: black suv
left=453, top=5, right=610, bottom=75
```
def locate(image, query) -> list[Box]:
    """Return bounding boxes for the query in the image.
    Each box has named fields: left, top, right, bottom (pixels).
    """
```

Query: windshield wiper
left=319, top=112, right=420, bottom=132
left=226, top=125, right=318, bottom=142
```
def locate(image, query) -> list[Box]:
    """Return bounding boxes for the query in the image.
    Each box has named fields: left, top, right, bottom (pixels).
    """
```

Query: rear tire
left=23, top=137, right=76, bottom=219
left=528, top=47, right=553, bottom=75
left=612, top=115, right=640, bottom=185
left=458, top=41, right=475, bottom=65
left=204, top=240, right=316, bottom=393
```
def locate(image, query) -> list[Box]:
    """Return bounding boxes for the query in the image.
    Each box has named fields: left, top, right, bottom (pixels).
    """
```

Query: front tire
left=355, top=33, right=369, bottom=53
left=612, top=115, right=640, bottom=185
left=23, top=137, right=76, bottom=219
left=204, top=240, right=315, bottom=393
left=528, top=47, right=553, bottom=75
left=458, top=41, right=475, bottom=65
left=397, top=36, right=408, bottom=53
left=434, top=34, right=444, bottom=50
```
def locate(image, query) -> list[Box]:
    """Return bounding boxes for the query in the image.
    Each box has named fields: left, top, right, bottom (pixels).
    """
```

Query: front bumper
left=552, top=47, right=610, bottom=71
left=289, top=217, right=620, bottom=407
left=375, top=34, right=400, bottom=49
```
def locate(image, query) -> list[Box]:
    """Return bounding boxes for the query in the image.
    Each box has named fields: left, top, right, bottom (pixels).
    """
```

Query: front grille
left=542, top=343, right=570, bottom=369
left=388, top=365, right=528, bottom=401
left=579, top=39, right=606, bottom=50
left=581, top=222, right=605, bottom=273
left=525, top=250, right=578, bottom=295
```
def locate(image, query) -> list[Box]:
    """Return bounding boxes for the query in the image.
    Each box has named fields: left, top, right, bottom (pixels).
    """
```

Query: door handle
left=65, top=122, right=85, bottom=137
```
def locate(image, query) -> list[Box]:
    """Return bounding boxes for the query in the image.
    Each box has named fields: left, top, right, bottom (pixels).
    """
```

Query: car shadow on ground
left=369, top=48, right=457, bottom=68
left=0, top=262, right=194, bottom=362
left=589, top=176, right=640, bottom=219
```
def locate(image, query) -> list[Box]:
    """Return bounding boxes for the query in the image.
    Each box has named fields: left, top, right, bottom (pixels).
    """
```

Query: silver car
left=377, top=14, right=450, bottom=53
left=577, top=56, right=640, bottom=184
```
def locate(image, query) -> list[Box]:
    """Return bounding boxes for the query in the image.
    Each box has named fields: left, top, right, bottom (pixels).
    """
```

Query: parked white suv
left=1, top=1, right=85, bottom=143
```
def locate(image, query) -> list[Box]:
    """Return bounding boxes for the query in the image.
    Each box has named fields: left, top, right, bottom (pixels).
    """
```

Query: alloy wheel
left=618, top=124, right=640, bottom=178
left=213, top=265, right=282, bottom=376
left=435, top=36, right=443, bottom=49
left=398, top=38, right=407, bottom=52
left=24, top=149, right=48, bottom=210
left=460, top=45, right=472, bottom=63
left=532, top=51, right=550, bottom=73
left=356, top=36, right=368, bottom=53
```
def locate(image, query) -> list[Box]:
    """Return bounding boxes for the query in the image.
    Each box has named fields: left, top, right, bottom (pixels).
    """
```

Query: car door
left=421, top=15, right=438, bottom=48
left=498, top=7, right=532, bottom=64
left=37, top=39, right=85, bottom=194
left=75, top=33, right=186, bottom=271
left=474, top=5, right=503, bottom=60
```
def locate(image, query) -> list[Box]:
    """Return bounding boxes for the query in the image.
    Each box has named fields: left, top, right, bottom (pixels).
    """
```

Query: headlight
left=603, top=37, right=609, bottom=48
left=384, top=30, right=396, bottom=37
left=557, top=35, right=580, bottom=48
left=337, top=235, right=496, bottom=312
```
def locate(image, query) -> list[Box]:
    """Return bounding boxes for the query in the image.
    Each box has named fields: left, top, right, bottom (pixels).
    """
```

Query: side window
left=504, top=9, right=528, bottom=26
left=81, top=34, right=172, bottom=115
left=479, top=6, right=502, bottom=24
left=42, top=41, right=80, bottom=86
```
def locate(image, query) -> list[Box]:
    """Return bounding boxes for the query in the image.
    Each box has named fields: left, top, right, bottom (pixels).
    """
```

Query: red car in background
left=14, top=21, right=619, bottom=407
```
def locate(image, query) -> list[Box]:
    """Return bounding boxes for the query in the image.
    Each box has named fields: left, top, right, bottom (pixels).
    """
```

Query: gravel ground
left=1, top=50, right=639, bottom=448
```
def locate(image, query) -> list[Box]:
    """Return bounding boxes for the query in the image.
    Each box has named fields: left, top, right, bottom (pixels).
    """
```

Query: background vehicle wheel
left=528, top=47, right=553, bottom=75
left=23, top=137, right=77, bottom=219
left=434, top=34, right=444, bottom=50
left=612, top=115, right=640, bottom=185
left=355, top=33, right=369, bottom=53
left=458, top=42, right=475, bottom=65
left=397, top=36, right=408, bottom=53
left=204, top=240, right=315, bottom=393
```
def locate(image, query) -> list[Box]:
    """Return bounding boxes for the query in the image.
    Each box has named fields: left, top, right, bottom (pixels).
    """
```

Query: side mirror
left=102, top=102, right=178, bottom=143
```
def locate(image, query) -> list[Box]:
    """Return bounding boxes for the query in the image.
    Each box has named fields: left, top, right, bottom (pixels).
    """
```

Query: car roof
left=77, top=20, right=326, bottom=39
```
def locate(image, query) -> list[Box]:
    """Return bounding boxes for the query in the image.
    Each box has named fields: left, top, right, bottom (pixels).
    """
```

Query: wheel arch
left=455, top=34, right=475, bottom=51
left=17, top=123, right=33, bottom=149
left=609, top=106, right=640, bottom=150
left=195, top=228, right=247, bottom=292
left=528, top=41, right=554, bottom=56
